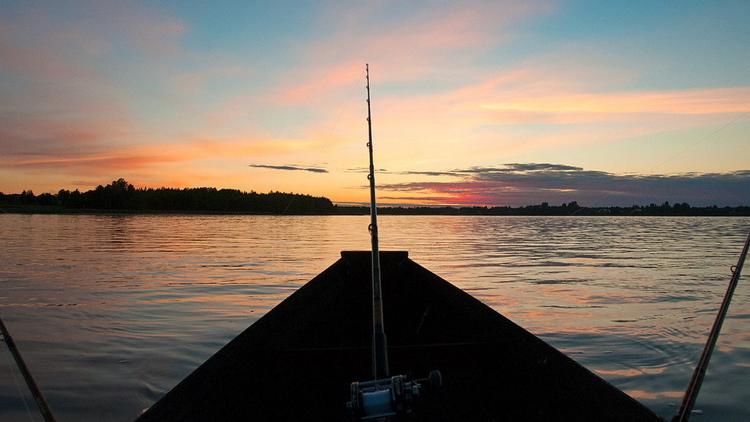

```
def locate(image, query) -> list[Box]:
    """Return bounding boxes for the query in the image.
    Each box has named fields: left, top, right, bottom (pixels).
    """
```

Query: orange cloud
left=481, top=87, right=750, bottom=117
left=352, top=67, right=750, bottom=168
left=0, top=134, right=344, bottom=195
left=3, top=138, right=324, bottom=171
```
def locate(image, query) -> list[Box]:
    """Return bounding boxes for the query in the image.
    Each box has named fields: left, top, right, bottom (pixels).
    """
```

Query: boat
left=136, top=250, right=661, bottom=421
left=136, top=64, right=666, bottom=421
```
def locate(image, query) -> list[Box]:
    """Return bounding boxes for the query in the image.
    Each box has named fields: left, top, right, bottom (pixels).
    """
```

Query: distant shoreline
left=2, top=204, right=748, bottom=217
left=2, top=179, right=748, bottom=217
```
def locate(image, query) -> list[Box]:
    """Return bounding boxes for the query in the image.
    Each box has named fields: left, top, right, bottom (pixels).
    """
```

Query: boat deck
left=137, top=251, right=662, bottom=421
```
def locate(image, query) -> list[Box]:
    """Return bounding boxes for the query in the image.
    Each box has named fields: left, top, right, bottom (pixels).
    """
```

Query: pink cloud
left=273, top=61, right=363, bottom=106
left=271, top=1, right=554, bottom=106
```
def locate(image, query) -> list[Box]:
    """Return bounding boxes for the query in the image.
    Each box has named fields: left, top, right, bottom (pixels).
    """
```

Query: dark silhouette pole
left=0, top=317, right=57, bottom=422
left=365, top=63, right=389, bottom=379
left=673, top=230, right=750, bottom=422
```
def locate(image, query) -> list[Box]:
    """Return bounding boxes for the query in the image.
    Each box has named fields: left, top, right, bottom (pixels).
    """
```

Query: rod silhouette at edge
left=673, top=230, right=750, bottom=422
left=0, top=317, right=57, bottom=422
left=365, top=63, right=389, bottom=379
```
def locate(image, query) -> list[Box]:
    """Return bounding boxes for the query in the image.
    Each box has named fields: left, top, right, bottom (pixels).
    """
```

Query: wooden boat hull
left=137, top=251, right=662, bottom=421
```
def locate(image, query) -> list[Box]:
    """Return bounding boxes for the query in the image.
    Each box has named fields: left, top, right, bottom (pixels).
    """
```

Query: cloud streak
left=249, top=164, right=328, bottom=173
left=480, top=87, right=750, bottom=117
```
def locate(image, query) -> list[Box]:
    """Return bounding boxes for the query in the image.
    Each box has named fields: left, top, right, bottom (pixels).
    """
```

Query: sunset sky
left=1, top=0, right=748, bottom=206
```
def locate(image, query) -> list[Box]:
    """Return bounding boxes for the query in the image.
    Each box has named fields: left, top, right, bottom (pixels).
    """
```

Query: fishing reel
left=347, top=370, right=442, bottom=421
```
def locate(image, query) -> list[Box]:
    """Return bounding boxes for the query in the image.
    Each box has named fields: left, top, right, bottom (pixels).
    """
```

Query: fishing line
left=649, top=111, right=750, bottom=206
left=651, top=111, right=749, bottom=173
left=567, top=110, right=750, bottom=214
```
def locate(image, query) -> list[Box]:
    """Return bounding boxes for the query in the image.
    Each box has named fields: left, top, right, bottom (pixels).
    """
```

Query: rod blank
left=0, top=317, right=57, bottom=422
left=673, top=230, right=750, bottom=422
left=365, top=63, right=389, bottom=379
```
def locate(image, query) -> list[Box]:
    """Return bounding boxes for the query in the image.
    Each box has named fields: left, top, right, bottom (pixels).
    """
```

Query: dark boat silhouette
left=136, top=251, right=661, bottom=421
left=136, top=64, right=663, bottom=422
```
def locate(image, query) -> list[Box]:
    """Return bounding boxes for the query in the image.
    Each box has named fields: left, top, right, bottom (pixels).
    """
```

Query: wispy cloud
left=479, top=87, right=750, bottom=123
left=346, top=167, right=388, bottom=173
left=271, top=1, right=553, bottom=106
left=500, top=163, right=583, bottom=172
left=384, top=163, right=584, bottom=177
left=398, top=170, right=463, bottom=177
left=249, top=164, right=328, bottom=173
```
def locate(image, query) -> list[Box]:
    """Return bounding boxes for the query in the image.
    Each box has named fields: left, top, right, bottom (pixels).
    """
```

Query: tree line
left=350, top=201, right=750, bottom=216
left=1, top=180, right=747, bottom=215
left=0, top=178, right=335, bottom=214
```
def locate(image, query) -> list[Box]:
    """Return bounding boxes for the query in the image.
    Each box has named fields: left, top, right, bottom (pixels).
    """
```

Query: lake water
left=0, top=214, right=748, bottom=421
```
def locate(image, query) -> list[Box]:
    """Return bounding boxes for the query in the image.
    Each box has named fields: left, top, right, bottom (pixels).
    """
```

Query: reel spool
left=347, top=370, right=442, bottom=420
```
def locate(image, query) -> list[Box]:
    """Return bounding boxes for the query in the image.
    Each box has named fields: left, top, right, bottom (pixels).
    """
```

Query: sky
left=1, top=0, right=748, bottom=206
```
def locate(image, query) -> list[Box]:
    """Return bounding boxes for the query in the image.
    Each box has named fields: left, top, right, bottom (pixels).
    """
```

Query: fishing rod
left=672, top=230, right=750, bottom=422
left=346, top=64, right=442, bottom=421
left=0, top=317, right=57, bottom=422
left=366, top=63, right=389, bottom=380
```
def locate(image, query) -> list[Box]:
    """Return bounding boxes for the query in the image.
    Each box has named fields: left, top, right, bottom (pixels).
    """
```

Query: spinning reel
left=347, top=370, right=442, bottom=420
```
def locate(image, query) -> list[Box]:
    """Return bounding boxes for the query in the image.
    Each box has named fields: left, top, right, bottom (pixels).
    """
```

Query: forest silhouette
left=1, top=178, right=748, bottom=216
left=0, top=179, right=334, bottom=214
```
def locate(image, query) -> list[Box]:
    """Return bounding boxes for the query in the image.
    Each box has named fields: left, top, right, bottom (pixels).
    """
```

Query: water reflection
left=0, top=215, right=748, bottom=421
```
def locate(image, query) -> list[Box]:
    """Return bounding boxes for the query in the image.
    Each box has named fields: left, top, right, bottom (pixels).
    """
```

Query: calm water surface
left=1, top=214, right=749, bottom=421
